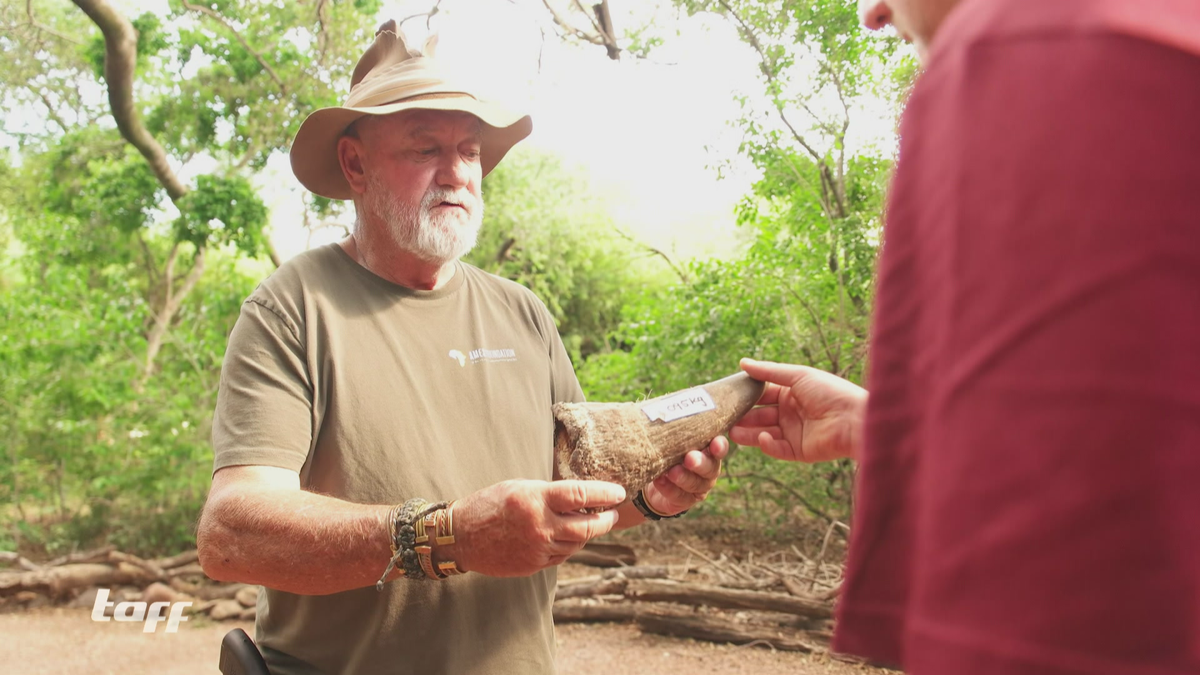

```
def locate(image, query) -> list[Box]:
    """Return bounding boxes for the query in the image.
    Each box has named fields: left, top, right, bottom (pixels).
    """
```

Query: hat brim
left=290, top=96, right=531, bottom=201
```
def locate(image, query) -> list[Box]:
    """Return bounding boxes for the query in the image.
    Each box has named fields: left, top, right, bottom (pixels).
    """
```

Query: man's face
left=356, top=109, right=485, bottom=264
left=860, top=0, right=963, bottom=61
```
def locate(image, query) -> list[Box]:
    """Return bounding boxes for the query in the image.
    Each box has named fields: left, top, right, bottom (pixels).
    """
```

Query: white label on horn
left=641, top=388, right=716, bottom=423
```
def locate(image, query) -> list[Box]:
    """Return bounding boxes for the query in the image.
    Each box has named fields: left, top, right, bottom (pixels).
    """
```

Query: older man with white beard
left=196, top=22, right=728, bottom=675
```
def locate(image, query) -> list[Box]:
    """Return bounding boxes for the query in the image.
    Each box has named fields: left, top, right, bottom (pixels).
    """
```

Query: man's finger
left=730, top=425, right=781, bottom=447
left=544, top=480, right=627, bottom=513
left=758, top=432, right=798, bottom=461
left=707, top=436, right=730, bottom=461
left=648, top=479, right=693, bottom=510
left=737, top=406, right=780, bottom=428
left=740, top=358, right=810, bottom=387
left=680, top=449, right=720, bottom=478
left=666, top=465, right=716, bottom=494
left=554, top=509, right=620, bottom=542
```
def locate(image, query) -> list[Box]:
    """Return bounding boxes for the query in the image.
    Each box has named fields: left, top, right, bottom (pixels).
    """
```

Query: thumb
left=544, top=480, right=627, bottom=513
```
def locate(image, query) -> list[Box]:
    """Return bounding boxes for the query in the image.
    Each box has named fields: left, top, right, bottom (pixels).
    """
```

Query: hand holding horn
left=552, top=372, right=766, bottom=498
left=730, top=358, right=868, bottom=463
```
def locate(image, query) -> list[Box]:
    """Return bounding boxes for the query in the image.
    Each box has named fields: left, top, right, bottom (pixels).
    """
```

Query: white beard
left=364, top=174, right=483, bottom=265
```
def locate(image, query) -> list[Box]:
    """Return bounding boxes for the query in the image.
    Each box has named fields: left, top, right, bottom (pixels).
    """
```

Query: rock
left=70, top=587, right=101, bottom=609
left=142, top=582, right=183, bottom=605
left=238, top=607, right=257, bottom=621
left=235, top=586, right=259, bottom=608
left=14, top=591, right=40, bottom=605
left=187, top=599, right=221, bottom=616
left=209, top=599, right=245, bottom=621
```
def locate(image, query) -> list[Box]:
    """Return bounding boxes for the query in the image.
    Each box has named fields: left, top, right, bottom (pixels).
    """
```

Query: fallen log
left=626, top=579, right=833, bottom=620
left=555, top=563, right=680, bottom=598
left=566, top=543, right=636, bottom=568
left=563, top=564, right=681, bottom=586
left=166, top=563, right=207, bottom=579
left=555, top=577, right=628, bottom=601
left=553, top=602, right=640, bottom=623
left=636, top=609, right=821, bottom=652
left=108, top=551, right=165, bottom=579
left=44, top=546, right=116, bottom=567
left=0, top=562, right=158, bottom=598
left=154, top=550, right=200, bottom=570
left=0, top=552, right=40, bottom=572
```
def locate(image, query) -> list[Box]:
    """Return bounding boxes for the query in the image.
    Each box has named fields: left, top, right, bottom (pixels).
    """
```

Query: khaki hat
left=290, top=20, right=532, bottom=200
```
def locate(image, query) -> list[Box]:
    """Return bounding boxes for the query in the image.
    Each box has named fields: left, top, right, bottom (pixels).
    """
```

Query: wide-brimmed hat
left=290, top=20, right=532, bottom=200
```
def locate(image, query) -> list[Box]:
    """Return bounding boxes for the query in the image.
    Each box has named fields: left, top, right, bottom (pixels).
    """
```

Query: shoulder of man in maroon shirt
left=833, top=1, right=1200, bottom=674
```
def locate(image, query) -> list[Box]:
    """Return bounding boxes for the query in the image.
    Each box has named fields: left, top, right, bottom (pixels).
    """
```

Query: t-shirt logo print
left=448, top=350, right=466, bottom=367
left=468, top=347, right=518, bottom=364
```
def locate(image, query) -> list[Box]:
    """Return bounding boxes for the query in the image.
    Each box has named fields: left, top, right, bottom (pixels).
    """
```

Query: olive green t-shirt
left=211, top=244, right=584, bottom=675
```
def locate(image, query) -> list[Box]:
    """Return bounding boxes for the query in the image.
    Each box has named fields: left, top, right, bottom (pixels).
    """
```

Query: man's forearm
left=197, top=487, right=395, bottom=595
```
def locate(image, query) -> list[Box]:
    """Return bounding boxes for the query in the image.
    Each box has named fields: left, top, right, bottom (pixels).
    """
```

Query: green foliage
left=174, top=174, right=268, bottom=255
left=0, top=210, right=258, bottom=555
left=0, top=0, right=379, bottom=555
left=470, top=149, right=674, bottom=361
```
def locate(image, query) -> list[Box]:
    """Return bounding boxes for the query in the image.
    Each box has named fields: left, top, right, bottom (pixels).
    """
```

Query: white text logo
left=91, top=588, right=191, bottom=633
left=468, top=347, right=517, bottom=364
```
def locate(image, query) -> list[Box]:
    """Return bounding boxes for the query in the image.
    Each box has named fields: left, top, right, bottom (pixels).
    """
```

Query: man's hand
left=642, top=436, right=729, bottom=516
left=452, top=479, right=626, bottom=576
left=731, top=358, right=868, bottom=463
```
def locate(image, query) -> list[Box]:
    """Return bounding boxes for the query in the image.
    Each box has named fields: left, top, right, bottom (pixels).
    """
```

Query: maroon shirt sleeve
left=835, top=12, right=1200, bottom=675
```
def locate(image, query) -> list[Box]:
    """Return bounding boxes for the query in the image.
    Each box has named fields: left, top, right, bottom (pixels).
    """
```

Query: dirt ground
left=0, top=608, right=878, bottom=675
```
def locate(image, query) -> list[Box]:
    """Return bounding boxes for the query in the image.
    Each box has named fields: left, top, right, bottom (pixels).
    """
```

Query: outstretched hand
left=730, top=358, right=868, bottom=463
left=453, top=479, right=626, bottom=577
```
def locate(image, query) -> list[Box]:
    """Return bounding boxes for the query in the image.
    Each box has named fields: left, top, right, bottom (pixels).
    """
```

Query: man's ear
left=337, top=134, right=369, bottom=196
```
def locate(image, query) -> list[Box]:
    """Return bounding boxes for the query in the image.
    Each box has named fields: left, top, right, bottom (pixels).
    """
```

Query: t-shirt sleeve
left=211, top=297, right=313, bottom=473
left=527, top=294, right=584, bottom=406
left=548, top=327, right=584, bottom=405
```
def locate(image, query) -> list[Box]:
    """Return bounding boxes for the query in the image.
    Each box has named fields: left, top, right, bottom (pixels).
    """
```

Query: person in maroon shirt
left=731, top=1, right=1200, bottom=673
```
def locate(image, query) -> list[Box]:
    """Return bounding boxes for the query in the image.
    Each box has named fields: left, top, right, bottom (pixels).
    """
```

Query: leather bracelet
left=376, top=498, right=448, bottom=589
left=631, top=489, right=687, bottom=521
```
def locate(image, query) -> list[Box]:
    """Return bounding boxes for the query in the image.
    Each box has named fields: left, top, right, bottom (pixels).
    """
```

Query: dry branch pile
left=552, top=542, right=842, bottom=652
left=2, top=542, right=842, bottom=652
left=0, top=546, right=260, bottom=621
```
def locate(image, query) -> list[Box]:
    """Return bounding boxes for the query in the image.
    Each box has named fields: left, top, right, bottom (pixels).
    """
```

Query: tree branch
left=541, top=0, right=604, bottom=45
left=140, top=246, right=205, bottom=389
left=777, top=280, right=838, bottom=372
left=180, top=0, right=287, bottom=97
left=266, top=240, right=283, bottom=268
left=71, top=0, right=188, bottom=202
left=612, top=225, right=689, bottom=283
left=714, top=0, right=827, bottom=168
left=22, top=0, right=84, bottom=45
left=136, top=233, right=161, bottom=290
left=35, top=89, right=69, bottom=133
left=727, top=472, right=847, bottom=539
